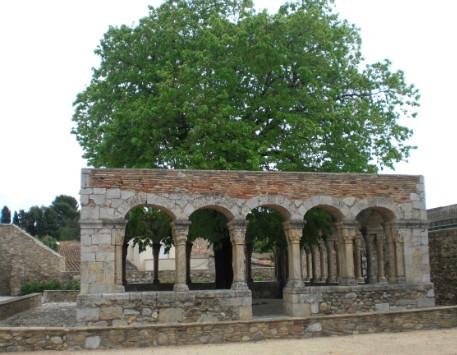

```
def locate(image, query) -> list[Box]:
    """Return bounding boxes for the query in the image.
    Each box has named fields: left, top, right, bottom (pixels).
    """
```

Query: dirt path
left=14, top=328, right=457, bottom=355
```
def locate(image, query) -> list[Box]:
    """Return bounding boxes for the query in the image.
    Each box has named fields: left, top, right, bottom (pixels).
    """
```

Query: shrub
left=20, top=280, right=80, bottom=295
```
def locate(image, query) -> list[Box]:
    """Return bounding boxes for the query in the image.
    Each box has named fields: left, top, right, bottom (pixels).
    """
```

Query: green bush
left=20, top=280, right=80, bottom=295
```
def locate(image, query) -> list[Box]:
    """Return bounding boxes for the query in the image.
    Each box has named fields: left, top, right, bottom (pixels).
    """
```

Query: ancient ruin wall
left=428, top=204, right=457, bottom=305
left=86, top=169, right=422, bottom=203
left=0, top=224, right=65, bottom=295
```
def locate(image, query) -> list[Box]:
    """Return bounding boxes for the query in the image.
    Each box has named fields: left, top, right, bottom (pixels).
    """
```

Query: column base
left=231, top=282, right=249, bottom=290
left=326, top=277, right=336, bottom=284
left=339, top=277, right=358, bottom=286
left=173, top=284, right=189, bottom=292
left=286, top=279, right=305, bottom=288
left=377, top=276, right=388, bottom=283
left=367, top=276, right=377, bottom=284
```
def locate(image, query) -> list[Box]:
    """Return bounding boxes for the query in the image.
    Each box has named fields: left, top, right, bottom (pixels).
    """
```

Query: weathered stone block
left=158, top=308, right=183, bottom=323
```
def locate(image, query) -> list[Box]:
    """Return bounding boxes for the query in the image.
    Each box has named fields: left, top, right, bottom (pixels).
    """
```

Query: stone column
left=186, top=242, right=193, bottom=285
left=362, top=230, right=377, bottom=284
left=334, top=241, right=341, bottom=282
left=375, top=233, right=387, bottom=283
left=245, top=242, right=254, bottom=283
left=228, top=220, right=248, bottom=290
left=122, top=242, right=128, bottom=285
left=388, top=222, right=406, bottom=283
left=112, top=221, right=128, bottom=289
left=353, top=236, right=364, bottom=283
left=311, top=244, right=318, bottom=284
left=152, top=243, right=161, bottom=284
left=336, top=222, right=357, bottom=285
left=318, top=243, right=326, bottom=282
left=171, top=220, right=191, bottom=292
left=283, top=220, right=305, bottom=288
left=325, top=239, right=336, bottom=284
left=304, top=245, right=312, bottom=282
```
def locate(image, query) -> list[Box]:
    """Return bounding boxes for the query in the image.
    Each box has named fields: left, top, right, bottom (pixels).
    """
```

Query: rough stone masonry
left=77, top=169, right=433, bottom=326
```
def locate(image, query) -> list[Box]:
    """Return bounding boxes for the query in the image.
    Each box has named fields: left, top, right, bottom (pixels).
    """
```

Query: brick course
left=87, top=169, right=421, bottom=203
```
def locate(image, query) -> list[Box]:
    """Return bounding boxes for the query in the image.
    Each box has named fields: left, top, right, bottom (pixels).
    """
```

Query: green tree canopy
left=72, top=0, right=419, bottom=173
left=1, top=206, right=11, bottom=224
left=125, top=207, right=173, bottom=251
left=12, top=195, right=80, bottom=240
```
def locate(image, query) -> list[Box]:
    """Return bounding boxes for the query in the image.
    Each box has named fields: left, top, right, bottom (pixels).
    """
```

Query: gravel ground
left=0, top=302, right=77, bottom=327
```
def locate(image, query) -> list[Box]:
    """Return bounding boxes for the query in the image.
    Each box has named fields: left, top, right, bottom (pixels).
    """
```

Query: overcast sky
left=0, top=0, right=456, bottom=214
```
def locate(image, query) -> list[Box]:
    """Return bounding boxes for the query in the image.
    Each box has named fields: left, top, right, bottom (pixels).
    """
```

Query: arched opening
left=356, top=207, right=396, bottom=284
left=302, top=207, right=341, bottom=286
left=245, top=206, right=288, bottom=317
left=188, top=208, right=232, bottom=289
left=122, top=206, right=174, bottom=291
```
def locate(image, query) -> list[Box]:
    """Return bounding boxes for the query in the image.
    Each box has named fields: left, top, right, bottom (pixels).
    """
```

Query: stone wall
left=43, top=290, right=79, bottom=303
left=0, top=225, right=65, bottom=295
left=1, top=306, right=456, bottom=352
left=86, top=169, right=422, bottom=204
left=77, top=290, right=252, bottom=326
left=428, top=204, right=457, bottom=305
left=283, top=283, right=435, bottom=316
left=0, top=294, right=42, bottom=320
left=78, top=168, right=431, bottom=322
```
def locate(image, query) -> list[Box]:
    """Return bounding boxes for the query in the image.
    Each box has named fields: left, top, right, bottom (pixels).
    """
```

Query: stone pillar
left=388, top=222, right=406, bottom=283
left=152, top=243, right=161, bottom=284
left=171, top=220, right=191, bottom=292
left=353, top=236, right=364, bottom=283
left=304, top=245, right=312, bottom=282
left=245, top=242, right=253, bottom=283
left=283, top=220, right=305, bottom=288
left=112, top=222, right=128, bottom=289
left=362, top=230, right=377, bottom=284
left=310, top=244, right=318, bottom=283
left=122, top=242, right=128, bottom=285
left=325, top=239, right=336, bottom=284
left=186, top=242, right=193, bottom=285
left=318, top=243, right=326, bottom=282
left=334, top=241, right=341, bottom=282
left=227, top=220, right=248, bottom=290
left=336, top=222, right=357, bottom=285
left=375, top=233, right=387, bottom=283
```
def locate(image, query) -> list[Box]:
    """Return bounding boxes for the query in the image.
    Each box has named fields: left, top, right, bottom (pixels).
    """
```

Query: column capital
left=171, top=220, right=191, bottom=245
left=227, top=219, right=247, bottom=244
left=336, top=221, right=357, bottom=242
left=283, top=220, right=304, bottom=244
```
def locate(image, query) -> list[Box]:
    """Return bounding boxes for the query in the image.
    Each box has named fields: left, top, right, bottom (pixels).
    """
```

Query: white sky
left=0, top=0, right=456, bottom=214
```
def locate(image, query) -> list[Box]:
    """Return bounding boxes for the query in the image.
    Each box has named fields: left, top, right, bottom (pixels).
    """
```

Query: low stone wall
left=77, top=290, right=252, bottom=326
left=0, top=294, right=42, bottom=320
left=43, top=290, right=79, bottom=303
left=283, top=283, right=435, bottom=316
left=249, top=281, right=282, bottom=299
left=429, top=229, right=457, bottom=305
left=127, top=267, right=274, bottom=284
left=1, top=306, right=456, bottom=352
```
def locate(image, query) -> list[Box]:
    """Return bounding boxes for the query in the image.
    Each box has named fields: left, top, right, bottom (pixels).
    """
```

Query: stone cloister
left=77, top=169, right=434, bottom=326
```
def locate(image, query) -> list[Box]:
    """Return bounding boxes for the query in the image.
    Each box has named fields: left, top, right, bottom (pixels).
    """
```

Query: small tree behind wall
left=1, top=205, right=11, bottom=224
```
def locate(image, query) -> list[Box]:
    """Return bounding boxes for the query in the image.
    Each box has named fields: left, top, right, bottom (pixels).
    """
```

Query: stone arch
left=300, top=195, right=348, bottom=221
left=184, top=200, right=238, bottom=221
left=350, top=198, right=401, bottom=221
left=116, top=192, right=179, bottom=221
left=354, top=204, right=398, bottom=285
left=242, top=195, right=293, bottom=220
